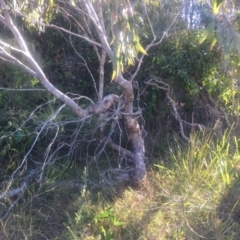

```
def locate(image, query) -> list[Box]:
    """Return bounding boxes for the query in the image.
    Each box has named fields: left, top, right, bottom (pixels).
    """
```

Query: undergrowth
left=1, top=130, right=240, bottom=239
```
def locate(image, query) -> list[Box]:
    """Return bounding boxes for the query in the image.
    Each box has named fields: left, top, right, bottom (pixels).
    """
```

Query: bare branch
left=0, top=48, right=38, bottom=77
left=0, top=179, right=29, bottom=200
left=0, top=14, right=6, bottom=25
left=67, top=37, right=99, bottom=98
left=83, top=0, right=114, bottom=59
left=145, top=78, right=205, bottom=142
left=58, top=3, right=101, bottom=60
left=84, top=94, right=121, bottom=116
left=130, top=8, right=181, bottom=81
left=109, top=142, right=136, bottom=162
left=47, top=24, right=102, bottom=47
left=0, top=0, right=87, bottom=117
left=0, top=40, right=28, bottom=54
left=182, top=119, right=208, bottom=130
left=0, top=0, right=148, bottom=185
left=0, top=87, right=46, bottom=91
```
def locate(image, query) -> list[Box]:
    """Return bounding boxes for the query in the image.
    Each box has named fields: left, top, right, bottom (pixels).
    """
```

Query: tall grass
left=1, top=130, right=240, bottom=239
left=67, top=130, right=240, bottom=239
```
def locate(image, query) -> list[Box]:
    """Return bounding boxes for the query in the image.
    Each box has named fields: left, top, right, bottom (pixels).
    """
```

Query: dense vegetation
left=1, top=0, right=240, bottom=239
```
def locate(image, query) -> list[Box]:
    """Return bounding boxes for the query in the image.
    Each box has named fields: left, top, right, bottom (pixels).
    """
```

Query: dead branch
left=0, top=87, right=46, bottom=91
left=130, top=5, right=182, bottom=82
left=145, top=77, right=208, bottom=142
left=47, top=24, right=102, bottom=47
left=0, top=173, right=35, bottom=220
left=109, top=142, right=136, bottom=162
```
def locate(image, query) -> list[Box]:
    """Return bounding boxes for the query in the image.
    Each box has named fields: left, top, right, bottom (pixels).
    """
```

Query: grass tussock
left=1, top=130, right=240, bottom=239
left=67, top=131, right=240, bottom=240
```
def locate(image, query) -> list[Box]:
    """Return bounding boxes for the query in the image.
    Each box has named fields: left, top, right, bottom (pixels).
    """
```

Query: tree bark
left=116, top=74, right=146, bottom=182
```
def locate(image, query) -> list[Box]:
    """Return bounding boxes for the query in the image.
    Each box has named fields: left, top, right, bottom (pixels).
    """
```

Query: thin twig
left=145, top=77, right=208, bottom=141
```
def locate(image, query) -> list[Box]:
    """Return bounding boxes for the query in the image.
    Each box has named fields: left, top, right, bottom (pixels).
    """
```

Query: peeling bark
left=114, top=73, right=146, bottom=182
left=124, top=116, right=146, bottom=181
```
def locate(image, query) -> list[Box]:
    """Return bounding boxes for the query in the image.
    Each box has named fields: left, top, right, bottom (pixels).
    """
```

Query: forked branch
left=145, top=77, right=207, bottom=142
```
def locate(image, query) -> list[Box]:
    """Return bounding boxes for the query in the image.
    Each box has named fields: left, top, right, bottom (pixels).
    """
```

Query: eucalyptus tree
left=0, top=0, right=238, bottom=186
left=0, top=0, right=184, bottom=187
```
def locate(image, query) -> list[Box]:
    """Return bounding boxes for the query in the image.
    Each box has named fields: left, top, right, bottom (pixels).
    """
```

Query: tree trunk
left=116, top=74, right=146, bottom=183
left=125, top=116, right=146, bottom=182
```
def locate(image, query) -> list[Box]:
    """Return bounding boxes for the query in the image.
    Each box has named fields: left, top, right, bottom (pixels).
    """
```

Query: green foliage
left=33, top=18, right=100, bottom=97
left=95, top=208, right=125, bottom=240
left=151, top=31, right=220, bottom=94
left=0, top=66, right=38, bottom=172
left=199, top=20, right=216, bottom=44
left=18, top=0, right=56, bottom=30
left=1, top=1, right=240, bottom=238
left=66, top=191, right=121, bottom=240
left=200, top=0, right=240, bottom=65
left=0, top=9, right=107, bottom=174
left=141, top=86, right=167, bottom=123
left=103, top=0, right=148, bottom=80
left=138, top=29, right=239, bottom=133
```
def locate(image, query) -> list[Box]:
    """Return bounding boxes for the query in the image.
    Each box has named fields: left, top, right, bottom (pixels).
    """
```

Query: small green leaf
left=111, top=55, right=118, bottom=81
left=210, top=37, right=217, bottom=50
left=206, top=20, right=216, bottom=32
left=111, top=69, right=117, bottom=81
left=31, top=78, right=39, bottom=87
left=200, top=21, right=215, bottom=44
left=9, top=148, right=18, bottom=153
left=212, top=0, right=223, bottom=14
left=135, top=42, right=147, bottom=55
left=199, top=30, right=209, bottom=44
left=113, top=221, right=125, bottom=226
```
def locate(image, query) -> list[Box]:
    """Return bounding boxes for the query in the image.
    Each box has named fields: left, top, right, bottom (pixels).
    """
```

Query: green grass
left=1, top=130, right=240, bottom=239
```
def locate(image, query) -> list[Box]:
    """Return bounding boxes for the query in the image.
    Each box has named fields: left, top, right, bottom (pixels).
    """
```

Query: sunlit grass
left=67, top=130, right=240, bottom=239
left=1, top=130, right=240, bottom=239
